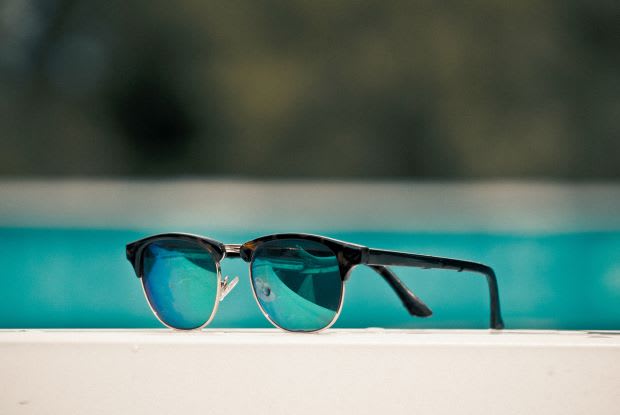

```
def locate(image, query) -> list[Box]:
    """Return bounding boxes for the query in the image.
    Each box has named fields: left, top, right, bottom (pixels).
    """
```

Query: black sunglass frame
left=126, top=232, right=504, bottom=330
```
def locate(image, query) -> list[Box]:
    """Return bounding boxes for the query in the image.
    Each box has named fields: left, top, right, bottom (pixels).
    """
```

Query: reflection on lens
left=250, top=239, right=343, bottom=332
left=142, top=239, right=219, bottom=329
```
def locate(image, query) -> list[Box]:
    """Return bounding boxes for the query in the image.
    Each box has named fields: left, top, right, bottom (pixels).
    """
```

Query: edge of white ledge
left=2, top=329, right=620, bottom=347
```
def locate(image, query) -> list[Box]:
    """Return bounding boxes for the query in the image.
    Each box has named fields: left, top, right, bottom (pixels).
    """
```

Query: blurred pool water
left=2, top=227, right=619, bottom=329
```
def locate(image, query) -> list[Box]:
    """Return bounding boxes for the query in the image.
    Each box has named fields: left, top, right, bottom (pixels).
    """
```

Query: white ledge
left=1, top=330, right=619, bottom=415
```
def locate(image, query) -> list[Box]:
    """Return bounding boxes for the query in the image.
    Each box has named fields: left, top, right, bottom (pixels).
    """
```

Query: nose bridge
left=224, top=244, right=242, bottom=258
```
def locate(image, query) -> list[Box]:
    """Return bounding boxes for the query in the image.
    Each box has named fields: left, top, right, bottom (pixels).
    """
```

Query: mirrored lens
left=250, top=239, right=343, bottom=332
left=142, top=239, right=219, bottom=329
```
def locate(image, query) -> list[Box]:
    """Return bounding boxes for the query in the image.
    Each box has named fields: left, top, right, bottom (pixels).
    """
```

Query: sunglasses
left=126, top=233, right=504, bottom=332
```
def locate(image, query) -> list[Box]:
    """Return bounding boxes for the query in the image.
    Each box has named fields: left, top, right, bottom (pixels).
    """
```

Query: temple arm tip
left=404, top=297, right=433, bottom=318
left=492, top=316, right=505, bottom=330
left=368, top=265, right=433, bottom=318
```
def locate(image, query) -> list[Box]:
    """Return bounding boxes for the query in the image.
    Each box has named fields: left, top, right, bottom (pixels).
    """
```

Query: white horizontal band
left=1, top=179, right=619, bottom=232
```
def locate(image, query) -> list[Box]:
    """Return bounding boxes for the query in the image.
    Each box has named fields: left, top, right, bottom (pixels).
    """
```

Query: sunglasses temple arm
left=364, top=248, right=504, bottom=329
left=367, top=265, right=433, bottom=317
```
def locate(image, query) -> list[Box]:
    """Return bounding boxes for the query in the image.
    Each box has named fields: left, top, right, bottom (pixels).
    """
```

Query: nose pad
left=219, top=275, right=239, bottom=302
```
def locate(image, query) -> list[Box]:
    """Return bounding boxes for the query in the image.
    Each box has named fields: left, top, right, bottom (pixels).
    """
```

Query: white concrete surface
left=1, top=330, right=619, bottom=414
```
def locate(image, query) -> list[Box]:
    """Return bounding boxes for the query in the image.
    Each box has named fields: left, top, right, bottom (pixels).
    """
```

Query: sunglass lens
left=141, top=239, right=219, bottom=329
left=250, top=239, right=343, bottom=332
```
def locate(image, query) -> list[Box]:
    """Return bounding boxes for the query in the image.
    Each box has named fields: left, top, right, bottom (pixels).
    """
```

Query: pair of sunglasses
left=126, top=233, right=504, bottom=332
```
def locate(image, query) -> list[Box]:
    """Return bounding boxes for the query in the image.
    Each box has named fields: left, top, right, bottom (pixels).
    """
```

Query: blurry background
left=1, top=0, right=619, bottom=177
left=0, top=0, right=619, bottom=330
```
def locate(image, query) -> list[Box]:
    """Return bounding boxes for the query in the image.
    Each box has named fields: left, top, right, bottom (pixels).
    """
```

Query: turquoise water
left=1, top=227, right=619, bottom=329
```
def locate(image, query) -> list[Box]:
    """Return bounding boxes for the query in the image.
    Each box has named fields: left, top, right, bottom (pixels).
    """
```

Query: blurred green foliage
left=0, top=0, right=618, bottom=177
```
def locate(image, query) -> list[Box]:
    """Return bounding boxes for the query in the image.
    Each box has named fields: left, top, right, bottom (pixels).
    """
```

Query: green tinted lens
left=142, top=239, right=219, bottom=329
left=250, top=239, right=343, bottom=332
